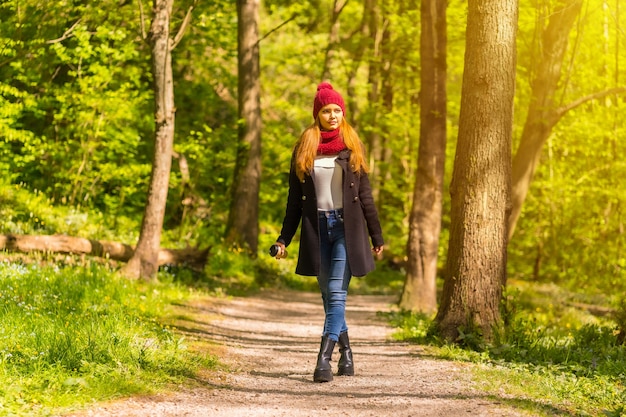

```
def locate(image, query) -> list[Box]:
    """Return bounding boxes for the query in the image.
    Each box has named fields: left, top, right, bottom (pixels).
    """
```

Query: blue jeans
left=317, top=209, right=352, bottom=342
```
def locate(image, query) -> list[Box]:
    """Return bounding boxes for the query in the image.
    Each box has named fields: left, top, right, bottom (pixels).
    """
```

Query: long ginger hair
left=293, top=118, right=369, bottom=181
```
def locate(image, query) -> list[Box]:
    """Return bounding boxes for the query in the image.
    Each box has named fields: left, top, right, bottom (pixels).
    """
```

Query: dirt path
left=69, top=289, right=530, bottom=417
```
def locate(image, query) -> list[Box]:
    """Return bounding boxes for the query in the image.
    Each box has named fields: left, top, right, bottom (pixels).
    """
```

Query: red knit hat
left=312, top=82, right=346, bottom=119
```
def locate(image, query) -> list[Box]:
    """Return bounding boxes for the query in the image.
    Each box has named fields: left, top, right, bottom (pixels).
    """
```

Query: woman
left=273, top=82, right=384, bottom=383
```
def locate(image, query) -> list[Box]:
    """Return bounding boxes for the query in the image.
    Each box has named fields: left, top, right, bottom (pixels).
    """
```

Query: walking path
left=68, top=289, right=530, bottom=417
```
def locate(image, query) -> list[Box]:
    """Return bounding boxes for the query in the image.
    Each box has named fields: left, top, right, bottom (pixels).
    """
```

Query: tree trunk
left=365, top=2, right=385, bottom=203
left=508, top=0, right=582, bottom=240
left=321, top=0, right=346, bottom=81
left=377, top=1, right=397, bottom=215
left=399, top=0, right=447, bottom=314
left=225, top=0, right=262, bottom=256
left=0, top=234, right=209, bottom=269
left=121, top=0, right=176, bottom=280
left=345, top=0, right=375, bottom=124
left=435, top=0, right=517, bottom=342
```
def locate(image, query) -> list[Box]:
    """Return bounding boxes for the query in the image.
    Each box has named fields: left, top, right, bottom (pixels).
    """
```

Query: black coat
left=277, top=149, right=384, bottom=277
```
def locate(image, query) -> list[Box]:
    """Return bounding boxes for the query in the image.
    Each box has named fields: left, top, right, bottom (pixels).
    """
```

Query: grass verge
left=0, top=261, right=218, bottom=416
left=385, top=281, right=626, bottom=416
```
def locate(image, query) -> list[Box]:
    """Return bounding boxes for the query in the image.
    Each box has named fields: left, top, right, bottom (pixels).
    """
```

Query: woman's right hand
left=273, top=242, right=286, bottom=258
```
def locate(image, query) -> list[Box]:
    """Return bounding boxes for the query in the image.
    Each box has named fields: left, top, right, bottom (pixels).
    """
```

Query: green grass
left=0, top=262, right=218, bottom=416
left=386, top=281, right=626, bottom=417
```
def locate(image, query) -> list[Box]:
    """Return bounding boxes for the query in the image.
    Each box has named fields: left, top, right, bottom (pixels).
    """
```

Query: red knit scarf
left=317, top=129, right=346, bottom=155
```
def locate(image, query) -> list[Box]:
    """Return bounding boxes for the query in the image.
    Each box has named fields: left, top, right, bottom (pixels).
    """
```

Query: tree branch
left=555, top=87, right=626, bottom=120
left=257, top=13, right=298, bottom=45
left=46, top=19, right=82, bottom=44
left=337, top=0, right=350, bottom=15
left=171, top=2, right=197, bottom=50
left=138, top=0, right=147, bottom=40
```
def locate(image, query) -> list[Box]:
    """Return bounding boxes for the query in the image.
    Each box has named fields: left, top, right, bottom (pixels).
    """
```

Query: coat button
left=350, top=182, right=355, bottom=187
left=302, top=196, right=307, bottom=200
left=353, top=196, right=359, bottom=202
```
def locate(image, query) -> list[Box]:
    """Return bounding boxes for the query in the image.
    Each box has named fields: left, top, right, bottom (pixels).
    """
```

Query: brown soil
left=66, top=289, right=531, bottom=417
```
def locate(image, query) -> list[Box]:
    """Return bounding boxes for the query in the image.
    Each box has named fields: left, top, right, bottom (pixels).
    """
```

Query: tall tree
left=435, top=0, right=518, bottom=341
left=508, top=0, right=582, bottom=239
left=225, top=0, right=262, bottom=255
left=122, top=0, right=194, bottom=279
left=507, top=0, right=626, bottom=239
left=399, top=0, right=447, bottom=314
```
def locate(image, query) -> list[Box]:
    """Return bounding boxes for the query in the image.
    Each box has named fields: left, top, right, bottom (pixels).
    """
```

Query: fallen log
left=0, top=234, right=209, bottom=269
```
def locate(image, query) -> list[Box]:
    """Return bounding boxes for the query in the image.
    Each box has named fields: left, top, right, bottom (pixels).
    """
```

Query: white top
left=313, top=155, right=343, bottom=210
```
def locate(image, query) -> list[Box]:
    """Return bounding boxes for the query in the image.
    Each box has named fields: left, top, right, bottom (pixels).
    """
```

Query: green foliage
left=0, top=262, right=216, bottom=416
left=0, top=0, right=154, bottom=220
left=349, top=263, right=405, bottom=295
left=384, top=310, right=434, bottom=343
left=199, top=239, right=318, bottom=295
left=610, top=296, right=626, bottom=345
left=0, top=0, right=244, bottom=247
left=0, top=179, right=139, bottom=242
left=508, top=106, right=626, bottom=294
left=170, top=0, right=240, bottom=239
left=508, top=0, right=626, bottom=297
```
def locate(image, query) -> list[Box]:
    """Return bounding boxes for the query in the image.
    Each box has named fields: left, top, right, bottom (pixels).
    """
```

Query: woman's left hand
left=372, top=246, right=384, bottom=256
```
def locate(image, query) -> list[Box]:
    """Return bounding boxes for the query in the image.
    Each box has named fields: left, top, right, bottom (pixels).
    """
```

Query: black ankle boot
left=337, top=331, right=354, bottom=376
left=313, top=335, right=336, bottom=382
